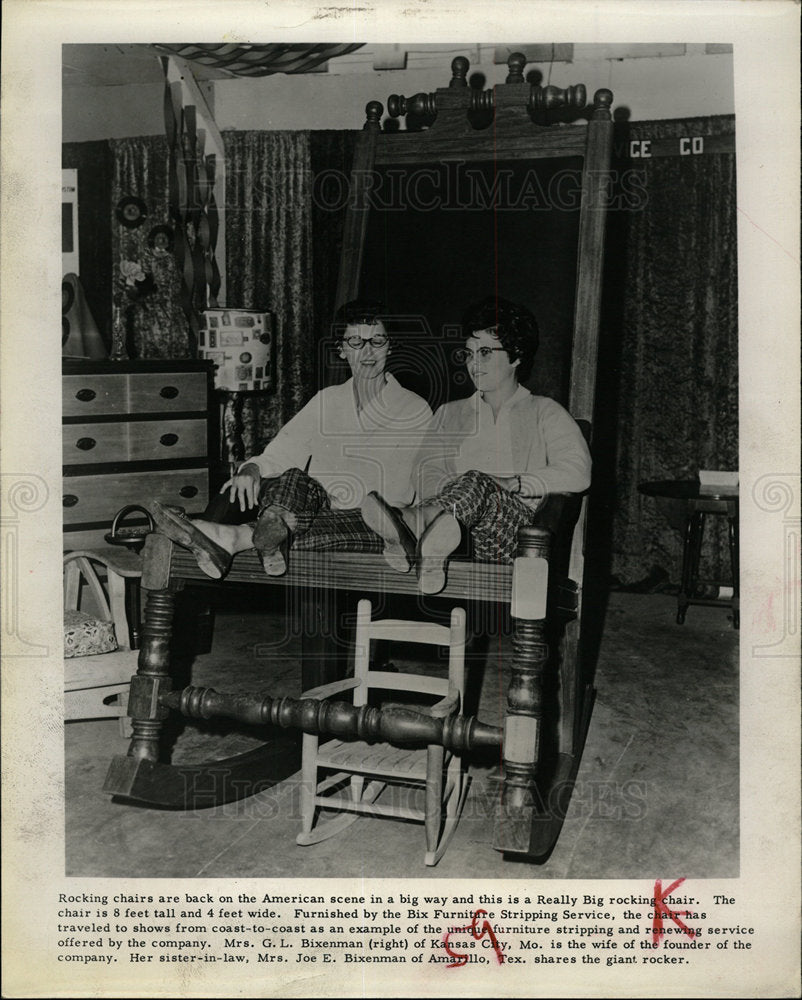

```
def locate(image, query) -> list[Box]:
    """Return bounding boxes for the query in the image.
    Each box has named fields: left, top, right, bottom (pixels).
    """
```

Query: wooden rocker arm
left=424, top=684, right=461, bottom=720
left=299, top=678, right=361, bottom=702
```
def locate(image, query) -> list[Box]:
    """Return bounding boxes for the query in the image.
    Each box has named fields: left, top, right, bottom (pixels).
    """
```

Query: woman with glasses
left=151, top=300, right=432, bottom=578
left=362, top=296, right=591, bottom=595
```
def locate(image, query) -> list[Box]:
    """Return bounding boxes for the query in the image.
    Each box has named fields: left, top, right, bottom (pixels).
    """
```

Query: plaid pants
left=425, top=469, right=539, bottom=563
left=258, top=467, right=383, bottom=553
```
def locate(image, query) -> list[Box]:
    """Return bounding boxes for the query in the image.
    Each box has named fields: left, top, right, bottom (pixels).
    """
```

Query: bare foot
left=190, top=519, right=254, bottom=555
left=417, top=511, right=461, bottom=595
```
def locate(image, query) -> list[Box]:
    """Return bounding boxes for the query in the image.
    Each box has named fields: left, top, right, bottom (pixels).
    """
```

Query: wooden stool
left=639, top=480, right=739, bottom=629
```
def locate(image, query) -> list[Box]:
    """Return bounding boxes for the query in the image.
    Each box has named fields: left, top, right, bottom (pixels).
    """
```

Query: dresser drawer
left=63, top=371, right=207, bottom=418
left=127, top=419, right=208, bottom=462
left=63, top=422, right=128, bottom=464
left=63, top=375, right=128, bottom=417
left=62, top=469, right=209, bottom=524
left=63, top=419, right=208, bottom=465
left=128, top=373, right=207, bottom=413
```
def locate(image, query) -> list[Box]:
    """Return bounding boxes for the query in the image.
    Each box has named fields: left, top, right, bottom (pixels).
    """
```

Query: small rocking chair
left=64, top=550, right=141, bottom=736
left=296, top=599, right=468, bottom=866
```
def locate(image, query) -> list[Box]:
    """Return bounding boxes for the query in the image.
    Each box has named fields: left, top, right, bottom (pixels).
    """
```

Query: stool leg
left=690, top=511, right=705, bottom=596
left=728, top=512, right=740, bottom=629
left=677, top=512, right=698, bottom=624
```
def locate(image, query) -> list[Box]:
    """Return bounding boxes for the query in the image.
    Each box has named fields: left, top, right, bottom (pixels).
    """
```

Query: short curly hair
left=332, top=299, right=386, bottom=340
left=462, top=296, right=539, bottom=382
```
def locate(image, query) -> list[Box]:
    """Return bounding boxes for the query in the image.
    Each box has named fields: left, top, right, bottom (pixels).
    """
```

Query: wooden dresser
left=63, top=359, right=215, bottom=551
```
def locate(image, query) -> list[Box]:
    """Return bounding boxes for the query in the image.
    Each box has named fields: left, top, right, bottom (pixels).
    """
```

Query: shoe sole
left=150, top=502, right=231, bottom=579
left=253, top=508, right=289, bottom=576
left=361, top=493, right=416, bottom=573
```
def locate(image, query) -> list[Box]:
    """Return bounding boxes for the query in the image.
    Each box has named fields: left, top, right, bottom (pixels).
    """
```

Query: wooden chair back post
left=447, top=607, right=467, bottom=707
left=352, top=598, right=373, bottom=708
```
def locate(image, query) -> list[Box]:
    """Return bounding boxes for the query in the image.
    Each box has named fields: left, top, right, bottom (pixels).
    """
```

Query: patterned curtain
left=222, top=130, right=314, bottom=463
left=110, top=136, right=191, bottom=358
left=601, top=115, right=738, bottom=586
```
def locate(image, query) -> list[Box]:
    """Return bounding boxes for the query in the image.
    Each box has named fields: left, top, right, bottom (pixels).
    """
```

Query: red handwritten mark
left=652, top=878, right=697, bottom=945
left=443, top=908, right=504, bottom=968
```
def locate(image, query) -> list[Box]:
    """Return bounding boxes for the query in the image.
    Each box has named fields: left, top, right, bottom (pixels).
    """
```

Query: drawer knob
left=179, top=485, right=198, bottom=499
left=76, top=437, right=96, bottom=451
left=76, top=388, right=96, bottom=402
left=63, top=494, right=79, bottom=507
left=160, top=385, right=179, bottom=399
left=160, top=433, right=179, bottom=447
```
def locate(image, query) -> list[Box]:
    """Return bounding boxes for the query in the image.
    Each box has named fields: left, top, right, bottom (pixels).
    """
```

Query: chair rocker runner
left=296, top=599, right=468, bottom=866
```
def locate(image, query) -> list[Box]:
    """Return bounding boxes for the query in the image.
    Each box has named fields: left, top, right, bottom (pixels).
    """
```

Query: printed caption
left=54, top=882, right=754, bottom=969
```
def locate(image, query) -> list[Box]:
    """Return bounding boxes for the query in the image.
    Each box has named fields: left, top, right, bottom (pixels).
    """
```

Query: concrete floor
left=65, top=591, right=738, bottom=879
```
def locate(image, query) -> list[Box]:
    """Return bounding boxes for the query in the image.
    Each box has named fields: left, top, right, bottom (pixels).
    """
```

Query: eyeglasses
left=343, top=334, right=389, bottom=349
left=454, top=346, right=508, bottom=364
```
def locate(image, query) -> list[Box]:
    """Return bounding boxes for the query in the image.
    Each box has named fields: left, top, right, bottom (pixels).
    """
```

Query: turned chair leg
left=298, top=733, right=319, bottom=836
left=350, top=775, right=365, bottom=802
left=424, top=744, right=445, bottom=862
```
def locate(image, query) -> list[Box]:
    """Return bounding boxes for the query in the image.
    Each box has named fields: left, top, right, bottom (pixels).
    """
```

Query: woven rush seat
left=315, top=739, right=429, bottom=780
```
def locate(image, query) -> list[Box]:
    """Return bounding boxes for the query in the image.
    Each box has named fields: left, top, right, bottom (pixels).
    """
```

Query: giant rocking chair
left=103, top=52, right=614, bottom=862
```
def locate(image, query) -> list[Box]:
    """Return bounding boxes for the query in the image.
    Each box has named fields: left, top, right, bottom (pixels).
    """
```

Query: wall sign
left=62, top=168, right=79, bottom=275
left=614, top=132, right=735, bottom=160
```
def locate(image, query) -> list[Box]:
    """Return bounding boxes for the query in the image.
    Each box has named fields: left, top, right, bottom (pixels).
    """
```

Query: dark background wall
left=359, top=157, right=580, bottom=410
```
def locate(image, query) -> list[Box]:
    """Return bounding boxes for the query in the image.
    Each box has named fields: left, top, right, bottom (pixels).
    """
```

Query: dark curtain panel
left=222, top=130, right=314, bottom=463
left=310, top=130, right=358, bottom=391
left=601, top=115, right=738, bottom=586
left=358, top=157, right=581, bottom=410
left=110, top=136, right=190, bottom=358
left=62, top=141, right=113, bottom=348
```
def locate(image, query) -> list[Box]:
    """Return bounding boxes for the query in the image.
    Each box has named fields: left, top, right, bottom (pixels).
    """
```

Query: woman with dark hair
left=151, top=299, right=432, bottom=577
left=362, top=295, right=591, bottom=594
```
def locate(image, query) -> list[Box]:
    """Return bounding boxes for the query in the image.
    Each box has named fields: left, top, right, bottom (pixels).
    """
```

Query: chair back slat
left=363, top=672, right=447, bottom=697
left=362, top=619, right=452, bottom=647
left=352, top=599, right=466, bottom=703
